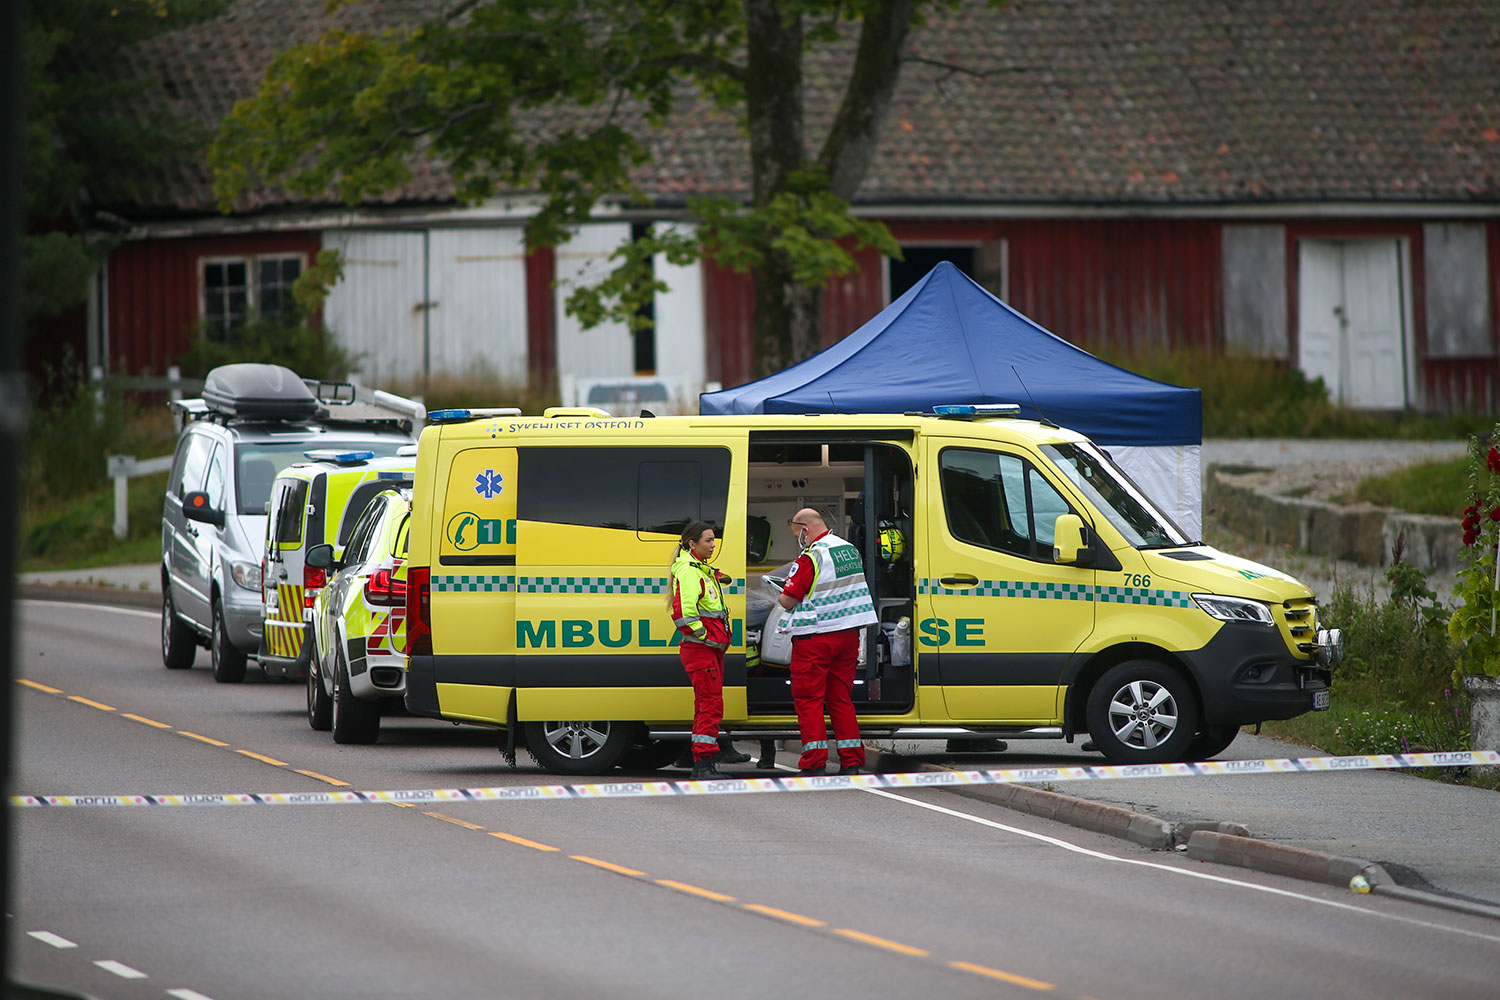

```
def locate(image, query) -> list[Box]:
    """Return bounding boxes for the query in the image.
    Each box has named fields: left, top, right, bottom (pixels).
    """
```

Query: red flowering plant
left=1448, top=429, right=1500, bottom=679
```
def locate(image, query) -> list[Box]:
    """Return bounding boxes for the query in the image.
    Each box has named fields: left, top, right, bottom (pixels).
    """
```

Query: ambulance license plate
left=1312, top=689, right=1331, bottom=711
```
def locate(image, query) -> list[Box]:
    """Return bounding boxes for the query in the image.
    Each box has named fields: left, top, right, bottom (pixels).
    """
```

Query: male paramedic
left=776, top=507, right=879, bottom=775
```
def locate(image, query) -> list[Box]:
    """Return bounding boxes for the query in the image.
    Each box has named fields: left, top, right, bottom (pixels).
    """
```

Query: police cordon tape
left=11, top=750, right=1499, bottom=808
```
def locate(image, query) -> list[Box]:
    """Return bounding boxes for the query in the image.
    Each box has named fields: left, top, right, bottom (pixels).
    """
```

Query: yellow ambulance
left=403, top=404, right=1340, bottom=774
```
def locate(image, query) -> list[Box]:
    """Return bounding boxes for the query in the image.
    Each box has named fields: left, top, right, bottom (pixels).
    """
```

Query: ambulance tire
left=1085, top=660, right=1199, bottom=765
left=307, top=654, right=333, bottom=731
left=1186, top=724, right=1239, bottom=761
left=210, top=599, right=248, bottom=684
left=332, top=651, right=380, bottom=745
left=620, top=736, right=682, bottom=771
left=161, top=587, right=195, bottom=670
left=523, top=720, right=632, bottom=775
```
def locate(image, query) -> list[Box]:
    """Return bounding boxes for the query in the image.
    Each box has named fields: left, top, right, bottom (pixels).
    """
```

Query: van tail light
left=407, top=565, right=432, bottom=656
left=364, top=567, right=408, bottom=606
left=304, top=564, right=327, bottom=607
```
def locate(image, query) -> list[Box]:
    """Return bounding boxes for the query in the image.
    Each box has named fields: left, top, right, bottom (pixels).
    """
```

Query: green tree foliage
left=211, top=1, right=983, bottom=374
left=21, top=0, right=227, bottom=337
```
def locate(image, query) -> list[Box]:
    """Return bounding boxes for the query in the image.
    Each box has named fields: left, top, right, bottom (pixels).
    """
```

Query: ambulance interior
left=744, top=436, right=915, bottom=715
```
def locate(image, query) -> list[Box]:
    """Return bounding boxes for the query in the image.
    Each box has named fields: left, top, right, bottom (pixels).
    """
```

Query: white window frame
left=198, top=252, right=307, bottom=338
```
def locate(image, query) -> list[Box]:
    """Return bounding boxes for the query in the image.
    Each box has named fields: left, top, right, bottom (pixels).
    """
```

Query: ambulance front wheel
left=1084, top=660, right=1200, bottom=765
left=523, top=720, right=633, bottom=775
left=1187, top=723, right=1239, bottom=761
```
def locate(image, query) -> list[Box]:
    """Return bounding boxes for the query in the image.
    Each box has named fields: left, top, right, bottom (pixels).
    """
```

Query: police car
left=261, top=451, right=418, bottom=680
left=306, top=478, right=413, bottom=743
left=160, top=363, right=421, bottom=683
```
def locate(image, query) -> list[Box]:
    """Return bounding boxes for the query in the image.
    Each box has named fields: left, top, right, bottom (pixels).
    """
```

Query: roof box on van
left=202, top=363, right=321, bottom=421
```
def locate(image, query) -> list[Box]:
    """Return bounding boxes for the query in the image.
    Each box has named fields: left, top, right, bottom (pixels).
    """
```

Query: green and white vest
left=784, top=532, right=879, bottom=636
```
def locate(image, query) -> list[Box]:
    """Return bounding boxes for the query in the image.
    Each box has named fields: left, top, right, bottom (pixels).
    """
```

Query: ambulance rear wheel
left=1187, top=724, right=1239, bottom=761
left=332, top=651, right=380, bottom=745
left=620, top=736, right=682, bottom=771
left=161, top=587, right=195, bottom=670
left=210, top=599, right=247, bottom=684
left=1085, top=660, right=1199, bottom=765
left=524, top=720, right=632, bottom=775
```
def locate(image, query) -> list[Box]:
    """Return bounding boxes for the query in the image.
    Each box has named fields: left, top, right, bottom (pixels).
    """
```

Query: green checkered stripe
left=918, top=579, right=1192, bottom=607
left=433, top=575, right=745, bottom=595
left=434, top=575, right=515, bottom=593
left=1094, top=586, right=1193, bottom=607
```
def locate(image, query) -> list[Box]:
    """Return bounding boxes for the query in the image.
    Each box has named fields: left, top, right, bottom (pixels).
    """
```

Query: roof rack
left=168, top=363, right=424, bottom=434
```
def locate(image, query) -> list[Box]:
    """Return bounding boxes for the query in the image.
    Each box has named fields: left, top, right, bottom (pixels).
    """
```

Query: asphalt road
left=9, top=599, right=1500, bottom=1000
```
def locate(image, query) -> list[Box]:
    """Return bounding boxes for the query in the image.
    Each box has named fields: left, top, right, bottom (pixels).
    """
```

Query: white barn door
left=323, top=230, right=425, bottom=383
left=1297, top=238, right=1409, bottom=408
left=554, top=223, right=634, bottom=380
left=427, top=228, right=528, bottom=383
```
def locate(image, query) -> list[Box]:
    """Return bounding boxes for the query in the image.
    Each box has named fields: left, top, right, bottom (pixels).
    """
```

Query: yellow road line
left=178, top=732, right=229, bottom=747
left=742, top=904, right=826, bottom=927
left=655, top=879, right=737, bottom=902
left=424, top=812, right=486, bottom=830
left=949, top=961, right=1056, bottom=990
left=834, top=928, right=930, bottom=957
left=67, top=696, right=115, bottom=712
left=16, top=679, right=63, bottom=694
left=122, top=714, right=172, bottom=729
left=488, top=831, right=560, bottom=852
left=295, top=769, right=350, bottom=786
left=570, top=855, right=646, bottom=877
left=235, top=750, right=288, bottom=766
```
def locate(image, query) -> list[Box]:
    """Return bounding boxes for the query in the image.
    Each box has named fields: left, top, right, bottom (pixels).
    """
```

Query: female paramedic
left=668, top=521, right=733, bottom=780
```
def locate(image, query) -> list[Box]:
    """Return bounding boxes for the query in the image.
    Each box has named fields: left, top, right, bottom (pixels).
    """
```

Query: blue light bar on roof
left=376, top=471, right=415, bottom=481
left=427, top=408, right=472, bottom=423
left=303, top=449, right=376, bottom=464
left=933, top=403, right=1021, bottom=419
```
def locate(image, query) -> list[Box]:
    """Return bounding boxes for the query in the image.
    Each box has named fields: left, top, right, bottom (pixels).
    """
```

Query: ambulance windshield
left=1041, top=442, right=1192, bottom=549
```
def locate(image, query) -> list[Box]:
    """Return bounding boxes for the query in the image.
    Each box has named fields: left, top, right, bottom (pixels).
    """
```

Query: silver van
left=160, top=363, right=422, bottom=682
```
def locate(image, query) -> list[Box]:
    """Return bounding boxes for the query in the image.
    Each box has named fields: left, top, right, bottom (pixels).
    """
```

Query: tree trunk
left=753, top=251, right=823, bottom=377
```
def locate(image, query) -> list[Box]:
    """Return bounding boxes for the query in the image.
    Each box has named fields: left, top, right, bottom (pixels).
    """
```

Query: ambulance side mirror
left=1053, top=514, right=1094, bottom=566
left=182, top=491, right=225, bottom=528
left=306, top=543, right=335, bottom=570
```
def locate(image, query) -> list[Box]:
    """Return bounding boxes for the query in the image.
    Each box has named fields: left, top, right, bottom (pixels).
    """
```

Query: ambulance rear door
left=920, top=440, right=1096, bottom=724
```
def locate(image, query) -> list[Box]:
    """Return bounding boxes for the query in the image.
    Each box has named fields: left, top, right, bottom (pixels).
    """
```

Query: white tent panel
left=1108, top=444, right=1202, bottom=540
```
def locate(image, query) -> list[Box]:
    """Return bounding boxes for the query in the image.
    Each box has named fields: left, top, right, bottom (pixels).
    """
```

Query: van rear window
left=518, top=447, right=730, bottom=537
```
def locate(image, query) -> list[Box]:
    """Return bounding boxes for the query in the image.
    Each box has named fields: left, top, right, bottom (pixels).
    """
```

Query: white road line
left=26, top=930, right=77, bottom=949
left=167, top=989, right=218, bottom=1000
left=863, top=785, right=1500, bottom=944
left=94, top=959, right=149, bottom=979
left=18, top=599, right=158, bottom=619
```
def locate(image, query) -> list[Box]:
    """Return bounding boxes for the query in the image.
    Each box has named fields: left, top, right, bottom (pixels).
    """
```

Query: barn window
left=200, top=254, right=304, bottom=339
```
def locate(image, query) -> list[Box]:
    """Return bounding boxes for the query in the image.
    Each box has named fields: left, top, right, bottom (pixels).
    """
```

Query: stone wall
left=1206, top=465, right=1459, bottom=572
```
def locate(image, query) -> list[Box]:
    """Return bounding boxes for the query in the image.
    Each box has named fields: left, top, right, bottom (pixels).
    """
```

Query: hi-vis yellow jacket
left=670, top=548, right=731, bottom=649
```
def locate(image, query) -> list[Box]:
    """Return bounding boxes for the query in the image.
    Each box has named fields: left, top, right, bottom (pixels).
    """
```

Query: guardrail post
left=106, top=455, right=136, bottom=540
left=167, top=365, right=182, bottom=402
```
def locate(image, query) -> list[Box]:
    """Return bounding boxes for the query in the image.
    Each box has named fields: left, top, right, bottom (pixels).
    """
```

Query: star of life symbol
left=474, top=469, right=505, bottom=499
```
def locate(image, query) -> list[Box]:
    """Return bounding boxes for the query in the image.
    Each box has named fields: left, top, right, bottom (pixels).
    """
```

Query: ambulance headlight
left=230, top=560, right=262, bottom=592
left=1193, top=594, right=1274, bottom=626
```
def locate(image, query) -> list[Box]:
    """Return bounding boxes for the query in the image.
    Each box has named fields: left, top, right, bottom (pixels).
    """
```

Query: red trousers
left=790, top=629, right=864, bottom=770
left=680, top=642, right=724, bottom=762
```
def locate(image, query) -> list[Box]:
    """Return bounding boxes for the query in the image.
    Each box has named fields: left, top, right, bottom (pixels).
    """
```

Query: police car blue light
left=303, top=449, right=376, bottom=464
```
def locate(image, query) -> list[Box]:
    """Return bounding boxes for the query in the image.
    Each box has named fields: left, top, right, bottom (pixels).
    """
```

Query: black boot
left=689, top=759, right=726, bottom=781
left=674, top=743, right=694, bottom=768
left=715, top=737, right=751, bottom=764
left=756, top=739, right=777, bottom=768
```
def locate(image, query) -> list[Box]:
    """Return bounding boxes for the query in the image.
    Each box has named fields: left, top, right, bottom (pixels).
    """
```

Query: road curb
left=18, top=583, right=160, bottom=609
left=868, top=751, right=1500, bottom=918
